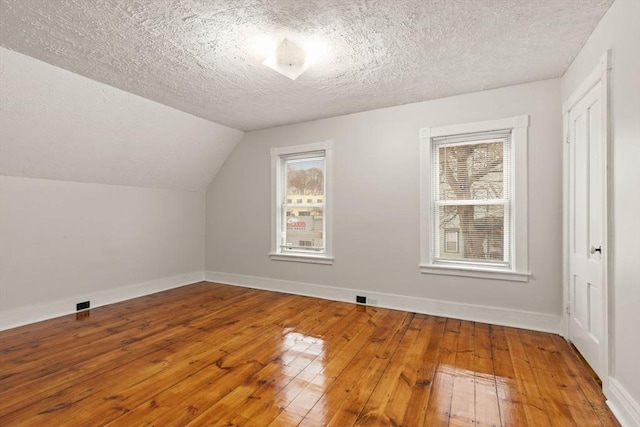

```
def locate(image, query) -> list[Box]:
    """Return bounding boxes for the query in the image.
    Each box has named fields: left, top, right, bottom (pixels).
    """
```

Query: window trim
left=419, top=116, right=530, bottom=281
left=270, top=141, right=334, bottom=265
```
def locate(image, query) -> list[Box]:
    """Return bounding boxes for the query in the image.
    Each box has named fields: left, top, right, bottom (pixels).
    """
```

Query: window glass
left=281, top=156, right=325, bottom=254
left=434, top=135, right=511, bottom=265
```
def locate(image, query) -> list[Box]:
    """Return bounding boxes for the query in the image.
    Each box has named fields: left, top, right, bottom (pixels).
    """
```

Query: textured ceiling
left=0, top=0, right=613, bottom=131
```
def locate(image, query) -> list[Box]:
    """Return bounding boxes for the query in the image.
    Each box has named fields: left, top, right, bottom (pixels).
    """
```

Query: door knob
left=590, top=246, right=602, bottom=254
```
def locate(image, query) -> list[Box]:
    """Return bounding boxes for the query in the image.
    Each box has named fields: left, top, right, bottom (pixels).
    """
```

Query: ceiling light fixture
left=262, top=37, right=325, bottom=81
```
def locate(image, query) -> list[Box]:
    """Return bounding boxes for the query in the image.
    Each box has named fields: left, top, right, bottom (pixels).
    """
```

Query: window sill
left=419, top=263, right=530, bottom=282
left=269, top=253, right=334, bottom=265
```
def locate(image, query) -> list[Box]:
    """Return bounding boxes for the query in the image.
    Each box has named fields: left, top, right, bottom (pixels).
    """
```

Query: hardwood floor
left=0, top=282, right=619, bottom=426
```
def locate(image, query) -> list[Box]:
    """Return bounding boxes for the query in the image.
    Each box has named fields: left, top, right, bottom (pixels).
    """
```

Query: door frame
left=562, top=50, right=612, bottom=393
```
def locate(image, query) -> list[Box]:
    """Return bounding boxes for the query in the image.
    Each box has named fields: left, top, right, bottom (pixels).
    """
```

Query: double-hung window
left=270, top=141, right=333, bottom=265
left=419, top=116, right=529, bottom=281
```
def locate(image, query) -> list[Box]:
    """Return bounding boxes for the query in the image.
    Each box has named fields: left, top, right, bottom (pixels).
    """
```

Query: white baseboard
left=0, top=271, right=204, bottom=331
left=608, top=377, right=640, bottom=427
left=2, top=269, right=562, bottom=335
left=204, top=271, right=561, bottom=334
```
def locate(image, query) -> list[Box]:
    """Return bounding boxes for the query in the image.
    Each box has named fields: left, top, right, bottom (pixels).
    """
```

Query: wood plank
left=542, top=334, right=615, bottom=426
left=0, top=287, right=292, bottom=422
left=177, top=300, right=354, bottom=425
left=519, top=329, right=576, bottom=426
left=552, top=336, right=620, bottom=426
left=102, top=296, right=332, bottom=426
left=0, top=283, right=621, bottom=426
left=0, top=283, right=242, bottom=364
left=303, top=312, right=418, bottom=426
left=448, top=320, right=476, bottom=426
left=208, top=302, right=368, bottom=426
left=0, top=289, right=299, bottom=425
left=0, top=283, right=272, bottom=393
left=474, top=323, right=501, bottom=427
left=349, top=314, right=437, bottom=426
left=232, top=305, right=390, bottom=425
left=399, top=316, right=446, bottom=427
left=504, top=326, right=553, bottom=426
left=265, top=309, right=411, bottom=426
left=424, top=318, right=462, bottom=427
left=489, top=325, right=528, bottom=426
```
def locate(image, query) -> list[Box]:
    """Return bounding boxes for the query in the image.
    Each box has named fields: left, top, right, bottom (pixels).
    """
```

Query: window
left=270, top=141, right=334, bottom=264
left=444, top=229, right=459, bottom=253
left=435, top=132, right=510, bottom=264
left=419, top=116, right=529, bottom=281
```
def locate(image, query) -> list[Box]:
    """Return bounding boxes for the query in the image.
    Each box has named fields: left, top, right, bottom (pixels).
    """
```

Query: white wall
left=0, top=176, right=205, bottom=329
left=562, top=0, right=640, bottom=424
left=0, top=48, right=244, bottom=191
left=0, top=48, right=243, bottom=330
left=205, top=78, right=563, bottom=331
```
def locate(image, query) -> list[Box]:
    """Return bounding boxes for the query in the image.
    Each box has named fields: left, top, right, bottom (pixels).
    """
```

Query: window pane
left=444, top=229, right=459, bottom=253
left=438, top=141, right=504, bottom=201
left=273, top=142, right=332, bottom=261
left=286, top=158, right=324, bottom=197
left=438, top=205, right=506, bottom=262
left=282, top=207, right=324, bottom=252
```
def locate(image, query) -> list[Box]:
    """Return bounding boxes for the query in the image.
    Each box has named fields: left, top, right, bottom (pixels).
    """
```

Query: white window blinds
left=432, top=130, right=512, bottom=266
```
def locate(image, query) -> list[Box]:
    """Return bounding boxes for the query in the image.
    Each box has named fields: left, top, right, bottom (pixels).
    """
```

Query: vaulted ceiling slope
left=0, top=48, right=244, bottom=191
left=0, top=0, right=613, bottom=131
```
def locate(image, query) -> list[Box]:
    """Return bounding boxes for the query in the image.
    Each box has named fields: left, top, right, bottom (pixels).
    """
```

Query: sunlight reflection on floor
left=278, top=330, right=326, bottom=423
left=430, top=364, right=513, bottom=424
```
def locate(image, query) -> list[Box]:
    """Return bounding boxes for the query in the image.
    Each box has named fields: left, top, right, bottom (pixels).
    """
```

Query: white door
left=567, top=78, right=607, bottom=381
